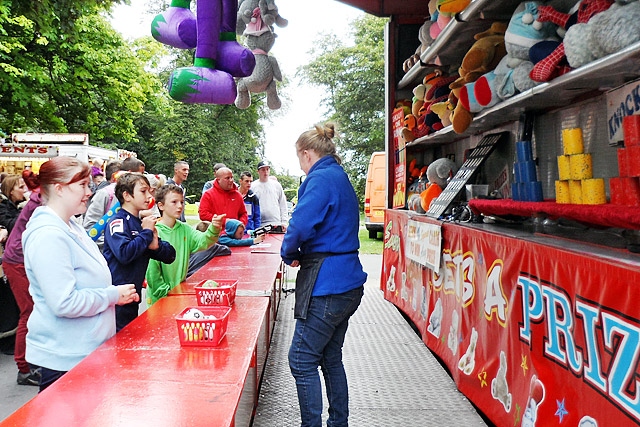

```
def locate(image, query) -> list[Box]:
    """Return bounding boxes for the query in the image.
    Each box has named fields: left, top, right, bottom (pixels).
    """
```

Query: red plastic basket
left=194, top=279, right=237, bottom=306
left=176, top=306, right=231, bottom=347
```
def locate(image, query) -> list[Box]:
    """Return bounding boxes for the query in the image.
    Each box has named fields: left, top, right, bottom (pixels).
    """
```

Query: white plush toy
left=564, top=0, right=640, bottom=68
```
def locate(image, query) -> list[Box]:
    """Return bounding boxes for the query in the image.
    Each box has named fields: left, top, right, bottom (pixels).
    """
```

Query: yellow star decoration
left=513, top=403, right=521, bottom=426
left=395, top=289, right=399, bottom=298
left=478, top=368, right=487, bottom=387
left=521, top=355, right=528, bottom=376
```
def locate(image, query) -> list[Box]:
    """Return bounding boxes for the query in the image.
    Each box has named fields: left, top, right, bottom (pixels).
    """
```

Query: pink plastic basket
left=194, top=279, right=237, bottom=306
left=175, top=306, right=231, bottom=347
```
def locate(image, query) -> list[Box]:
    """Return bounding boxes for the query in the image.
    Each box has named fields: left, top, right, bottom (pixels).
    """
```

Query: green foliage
left=0, top=1, right=153, bottom=142
left=298, top=14, right=387, bottom=207
left=121, top=45, right=266, bottom=198
left=273, top=172, right=299, bottom=202
left=359, top=228, right=383, bottom=254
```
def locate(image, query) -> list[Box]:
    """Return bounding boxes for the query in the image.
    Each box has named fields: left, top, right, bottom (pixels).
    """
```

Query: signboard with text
left=606, top=78, right=640, bottom=146
left=0, top=144, right=58, bottom=158
left=406, top=219, right=441, bottom=271
left=382, top=209, right=640, bottom=427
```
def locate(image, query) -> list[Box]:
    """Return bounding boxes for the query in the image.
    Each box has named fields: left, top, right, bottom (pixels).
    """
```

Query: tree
left=121, top=45, right=266, bottom=197
left=0, top=1, right=155, bottom=142
left=0, top=0, right=274, bottom=199
left=298, top=15, right=387, bottom=204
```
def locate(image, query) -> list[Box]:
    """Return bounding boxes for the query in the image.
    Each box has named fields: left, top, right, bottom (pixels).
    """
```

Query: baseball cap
left=257, top=160, right=271, bottom=170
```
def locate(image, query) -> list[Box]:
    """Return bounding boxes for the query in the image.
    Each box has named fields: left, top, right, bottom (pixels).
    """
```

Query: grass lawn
left=358, top=227, right=383, bottom=254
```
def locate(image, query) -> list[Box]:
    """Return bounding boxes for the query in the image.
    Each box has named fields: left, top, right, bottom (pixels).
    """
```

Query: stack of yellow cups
left=555, top=128, right=606, bottom=204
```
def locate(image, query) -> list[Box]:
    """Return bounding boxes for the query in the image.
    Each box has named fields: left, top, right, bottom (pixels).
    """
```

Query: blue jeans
left=38, top=366, right=66, bottom=393
left=289, top=286, right=364, bottom=427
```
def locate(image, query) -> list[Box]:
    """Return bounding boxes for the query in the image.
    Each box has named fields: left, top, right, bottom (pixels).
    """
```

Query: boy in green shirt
left=145, top=184, right=225, bottom=305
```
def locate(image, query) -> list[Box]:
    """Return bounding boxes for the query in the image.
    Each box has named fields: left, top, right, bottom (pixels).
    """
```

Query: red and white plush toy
left=528, top=0, right=614, bottom=82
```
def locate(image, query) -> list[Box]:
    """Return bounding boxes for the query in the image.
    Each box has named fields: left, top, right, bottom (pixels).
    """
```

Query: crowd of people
left=0, top=153, right=292, bottom=389
left=0, top=122, right=365, bottom=427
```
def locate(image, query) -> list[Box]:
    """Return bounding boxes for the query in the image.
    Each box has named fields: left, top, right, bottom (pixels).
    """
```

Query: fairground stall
left=339, top=0, right=640, bottom=426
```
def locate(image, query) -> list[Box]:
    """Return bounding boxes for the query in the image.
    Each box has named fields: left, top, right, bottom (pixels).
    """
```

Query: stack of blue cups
left=511, top=140, right=543, bottom=201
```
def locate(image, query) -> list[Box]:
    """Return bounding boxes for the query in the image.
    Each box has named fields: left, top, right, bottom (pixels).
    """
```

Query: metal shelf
left=398, top=0, right=525, bottom=89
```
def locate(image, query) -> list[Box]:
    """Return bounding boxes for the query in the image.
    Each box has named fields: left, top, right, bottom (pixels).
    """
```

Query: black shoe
left=17, top=368, right=40, bottom=386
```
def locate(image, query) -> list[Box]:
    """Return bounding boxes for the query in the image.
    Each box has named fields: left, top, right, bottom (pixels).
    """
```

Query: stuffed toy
left=448, top=22, right=508, bottom=133
left=407, top=158, right=429, bottom=213
left=420, top=158, right=458, bottom=211
left=257, top=0, right=288, bottom=28
left=396, top=99, right=413, bottom=117
left=437, top=0, right=471, bottom=14
left=403, top=20, right=436, bottom=72
left=403, top=112, right=430, bottom=142
left=462, top=2, right=559, bottom=112
left=564, top=1, right=640, bottom=68
left=151, top=0, right=255, bottom=104
left=237, top=0, right=288, bottom=35
left=412, top=83, right=426, bottom=117
left=448, top=85, right=474, bottom=134
left=429, top=99, right=453, bottom=128
left=235, top=10, right=282, bottom=109
left=450, top=22, right=508, bottom=88
left=420, top=69, right=458, bottom=134
left=401, top=114, right=417, bottom=144
left=432, top=90, right=458, bottom=128
left=528, top=0, right=615, bottom=82
left=429, top=0, right=454, bottom=40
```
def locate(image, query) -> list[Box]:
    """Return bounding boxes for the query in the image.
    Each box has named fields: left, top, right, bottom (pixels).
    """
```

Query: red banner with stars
left=382, top=209, right=640, bottom=427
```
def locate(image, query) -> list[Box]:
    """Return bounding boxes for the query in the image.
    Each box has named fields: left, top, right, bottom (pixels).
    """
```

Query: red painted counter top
left=0, top=296, right=269, bottom=427
left=171, top=234, right=284, bottom=296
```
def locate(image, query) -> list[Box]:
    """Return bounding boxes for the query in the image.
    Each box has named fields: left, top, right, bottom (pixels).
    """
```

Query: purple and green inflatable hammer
left=151, top=0, right=256, bottom=104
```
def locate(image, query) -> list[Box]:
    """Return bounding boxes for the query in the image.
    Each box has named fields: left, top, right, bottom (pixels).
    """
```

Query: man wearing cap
left=251, top=160, right=288, bottom=231
left=199, top=167, right=248, bottom=224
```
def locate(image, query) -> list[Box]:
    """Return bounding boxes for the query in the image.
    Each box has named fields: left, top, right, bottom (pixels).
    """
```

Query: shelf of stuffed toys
left=398, top=0, right=563, bottom=90
left=407, top=39, right=640, bottom=149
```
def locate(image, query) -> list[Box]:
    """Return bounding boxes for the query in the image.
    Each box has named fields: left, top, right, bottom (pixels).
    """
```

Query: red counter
left=383, top=209, right=640, bottom=426
left=171, top=234, right=285, bottom=340
left=0, top=295, right=269, bottom=427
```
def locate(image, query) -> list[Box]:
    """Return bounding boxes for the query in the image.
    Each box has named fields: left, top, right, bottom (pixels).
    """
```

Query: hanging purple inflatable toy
left=151, top=0, right=256, bottom=104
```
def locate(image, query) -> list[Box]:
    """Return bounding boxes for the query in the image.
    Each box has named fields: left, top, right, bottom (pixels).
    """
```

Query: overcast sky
left=110, top=0, right=363, bottom=174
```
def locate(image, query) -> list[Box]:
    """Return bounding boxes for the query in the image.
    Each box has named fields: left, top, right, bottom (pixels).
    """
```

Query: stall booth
left=4, top=133, right=135, bottom=174
left=340, top=0, right=640, bottom=426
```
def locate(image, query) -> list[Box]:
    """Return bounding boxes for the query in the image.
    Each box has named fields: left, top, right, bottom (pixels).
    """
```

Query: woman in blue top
left=22, top=157, right=139, bottom=391
left=281, top=122, right=367, bottom=427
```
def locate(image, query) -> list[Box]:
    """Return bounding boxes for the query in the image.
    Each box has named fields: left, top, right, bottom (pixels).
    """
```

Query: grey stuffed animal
left=237, top=0, right=288, bottom=35
left=235, top=29, right=282, bottom=109
left=427, top=158, right=458, bottom=188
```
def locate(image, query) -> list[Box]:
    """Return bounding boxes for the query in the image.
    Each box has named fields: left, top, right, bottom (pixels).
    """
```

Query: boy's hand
left=253, top=234, right=265, bottom=244
left=141, top=215, right=158, bottom=231
left=211, top=214, right=226, bottom=231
